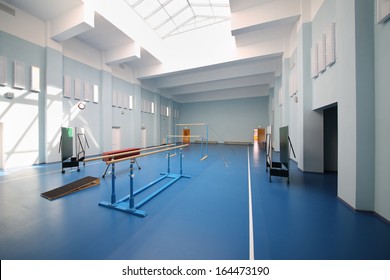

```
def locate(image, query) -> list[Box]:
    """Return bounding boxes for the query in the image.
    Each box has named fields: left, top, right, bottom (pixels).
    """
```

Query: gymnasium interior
left=1, top=0, right=390, bottom=260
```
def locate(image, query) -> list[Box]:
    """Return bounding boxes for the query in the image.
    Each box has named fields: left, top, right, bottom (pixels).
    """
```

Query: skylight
left=124, top=0, right=231, bottom=39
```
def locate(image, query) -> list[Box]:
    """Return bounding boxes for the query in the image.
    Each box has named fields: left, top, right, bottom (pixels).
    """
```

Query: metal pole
left=180, top=148, right=183, bottom=175
left=129, top=160, right=135, bottom=209
left=111, top=163, right=116, bottom=204
left=167, top=149, right=171, bottom=173
left=206, top=124, right=209, bottom=156
left=201, top=136, right=204, bottom=159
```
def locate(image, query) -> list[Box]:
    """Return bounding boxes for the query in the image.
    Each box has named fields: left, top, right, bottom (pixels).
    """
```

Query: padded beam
left=51, top=4, right=94, bottom=42
left=104, top=42, right=141, bottom=65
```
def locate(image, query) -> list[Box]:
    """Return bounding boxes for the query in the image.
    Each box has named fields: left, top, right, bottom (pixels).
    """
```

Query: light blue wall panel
left=62, top=57, right=101, bottom=155
left=160, top=96, right=171, bottom=144
left=354, top=0, right=375, bottom=211
left=44, top=47, right=62, bottom=164
left=112, top=76, right=136, bottom=148
left=141, top=87, right=158, bottom=146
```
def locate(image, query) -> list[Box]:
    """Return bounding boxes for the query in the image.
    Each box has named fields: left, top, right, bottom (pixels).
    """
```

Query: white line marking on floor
left=0, top=169, right=61, bottom=184
left=0, top=161, right=103, bottom=185
left=247, top=146, right=255, bottom=260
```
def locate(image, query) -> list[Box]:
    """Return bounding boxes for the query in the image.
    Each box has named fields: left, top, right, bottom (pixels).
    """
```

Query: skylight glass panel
left=164, top=0, right=189, bottom=15
left=210, top=0, right=230, bottom=5
left=179, top=21, right=196, bottom=32
left=189, top=0, right=210, bottom=4
left=196, top=17, right=216, bottom=28
left=124, top=0, right=231, bottom=39
left=136, top=0, right=161, bottom=18
left=193, top=6, right=214, bottom=17
left=159, top=0, right=172, bottom=5
left=126, top=0, right=140, bottom=5
left=212, top=6, right=231, bottom=17
left=172, top=7, right=193, bottom=26
left=156, top=20, right=177, bottom=37
left=147, top=8, right=169, bottom=29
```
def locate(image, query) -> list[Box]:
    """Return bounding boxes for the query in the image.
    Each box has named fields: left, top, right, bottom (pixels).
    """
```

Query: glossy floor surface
left=1, top=144, right=390, bottom=260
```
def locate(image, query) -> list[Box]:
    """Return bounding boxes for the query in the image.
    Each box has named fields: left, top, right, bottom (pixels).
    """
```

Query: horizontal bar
left=106, top=144, right=189, bottom=165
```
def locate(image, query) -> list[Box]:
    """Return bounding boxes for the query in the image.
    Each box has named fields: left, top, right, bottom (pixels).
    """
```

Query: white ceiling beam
left=50, top=3, right=94, bottom=42
left=230, top=0, right=300, bottom=35
left=155, top=57, right=281, bottom=88
left=160, top=73, right=274, bottom=95
left=104, top=42, right=141, bottom=65
left=173, top=85, right=270, bottom=103
left=87, top=0, right=164, bottom=63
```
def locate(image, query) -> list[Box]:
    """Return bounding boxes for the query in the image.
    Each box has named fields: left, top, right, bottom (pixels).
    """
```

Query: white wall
left=335, top=0, right=376, bottom=210
left=374, top=2, right=390, bottom=221
left=281, top=0, right=381, bottom=217
left=0, top=31, right=45, bottom=168
left=311, top=0, right=338, bottom=110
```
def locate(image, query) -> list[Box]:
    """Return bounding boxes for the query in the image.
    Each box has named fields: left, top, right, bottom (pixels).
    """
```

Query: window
left=93, top=85, right=99, bottom=103
left=129, top=95, right=133, bottom=110
left=30, top=66, right=40, bottom=92
left=14, top=60, right=25, bottom=89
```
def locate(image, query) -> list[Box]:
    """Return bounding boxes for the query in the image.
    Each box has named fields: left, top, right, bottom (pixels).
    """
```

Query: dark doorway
left=324, top=105, right=338, bottom=172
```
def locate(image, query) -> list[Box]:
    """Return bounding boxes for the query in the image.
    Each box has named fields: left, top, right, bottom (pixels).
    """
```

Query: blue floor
left=0, top=144, right=390, bottom=260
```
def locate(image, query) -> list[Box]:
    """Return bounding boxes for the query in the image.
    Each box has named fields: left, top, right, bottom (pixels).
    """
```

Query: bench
left=101, top=148, right=141, bottom=178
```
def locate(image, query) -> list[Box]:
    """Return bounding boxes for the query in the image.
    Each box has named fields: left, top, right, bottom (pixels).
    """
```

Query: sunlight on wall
left=0, top=86, right=39, bottom=168
left=162, top=21, right=236, bottom=70
left=46, top=86, right=63, bottom=163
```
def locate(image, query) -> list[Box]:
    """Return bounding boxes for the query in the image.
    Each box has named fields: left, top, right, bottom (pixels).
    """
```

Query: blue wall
left=179, top=96, right=269, bottom=143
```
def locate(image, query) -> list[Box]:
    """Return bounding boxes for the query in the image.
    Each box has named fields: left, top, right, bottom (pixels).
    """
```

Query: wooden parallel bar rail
left=175, top=123, right=207, bottom=126
left=107, top=144, right=189, bottom=165
left=83, top=144, right=175, bottom=163
left=166, top=135, right=201, bottom=138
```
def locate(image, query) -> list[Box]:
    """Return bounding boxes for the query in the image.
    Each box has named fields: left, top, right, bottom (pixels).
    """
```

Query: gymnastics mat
left=41, top=176, right=100, bottom=200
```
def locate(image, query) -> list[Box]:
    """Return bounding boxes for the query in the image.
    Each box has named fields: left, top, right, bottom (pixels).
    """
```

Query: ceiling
left=3, top=0, right=300, bottom=103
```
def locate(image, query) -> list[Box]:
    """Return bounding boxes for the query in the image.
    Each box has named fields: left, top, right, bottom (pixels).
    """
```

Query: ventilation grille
left=0, top=2, right=15, bottom=16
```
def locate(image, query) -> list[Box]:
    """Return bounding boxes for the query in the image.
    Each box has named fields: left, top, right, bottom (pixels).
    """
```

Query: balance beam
left=41, top=176, right=100, bottom=200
